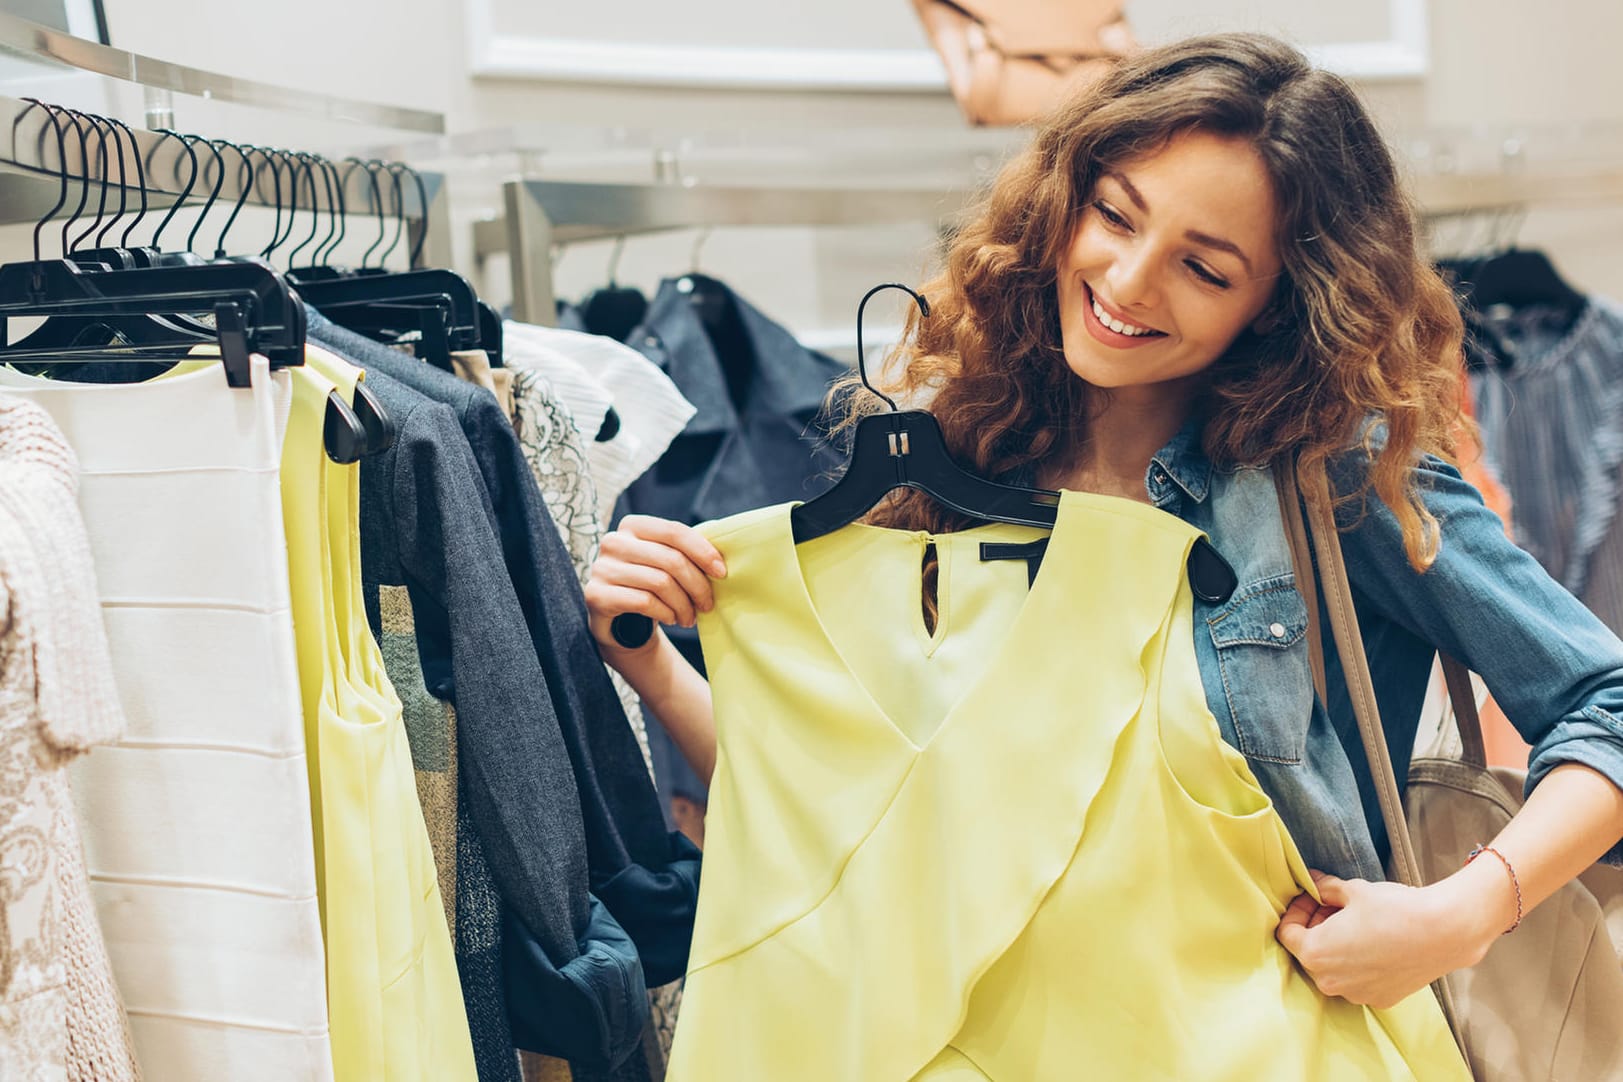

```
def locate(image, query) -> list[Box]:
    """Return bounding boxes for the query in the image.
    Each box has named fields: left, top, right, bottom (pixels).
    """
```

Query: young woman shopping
left=583, top=32, right=1623, bottom=1079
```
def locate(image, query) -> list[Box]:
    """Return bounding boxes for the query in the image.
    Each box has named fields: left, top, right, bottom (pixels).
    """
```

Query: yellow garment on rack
left=672, top=494, right=1469, bottom=1081
left=284, top=348, right=476, bottom=1082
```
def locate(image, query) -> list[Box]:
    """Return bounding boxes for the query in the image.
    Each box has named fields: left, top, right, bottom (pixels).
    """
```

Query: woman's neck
left=1048, top=392, right=1194, bottom=503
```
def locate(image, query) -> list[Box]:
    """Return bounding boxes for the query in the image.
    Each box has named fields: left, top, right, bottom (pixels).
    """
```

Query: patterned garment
left=377, top=586, right=459, bottom=935
left=509, top=368, right=680, bottom=1079
left=511, top=369, right=653, bottom=776
left=0, top=395, right=140, bottom=1082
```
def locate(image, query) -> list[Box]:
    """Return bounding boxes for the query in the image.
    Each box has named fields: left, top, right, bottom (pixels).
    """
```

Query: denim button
left=1151, top=466, right=1168, bottom=485
left=1269, top=622, right=1287, bottom=638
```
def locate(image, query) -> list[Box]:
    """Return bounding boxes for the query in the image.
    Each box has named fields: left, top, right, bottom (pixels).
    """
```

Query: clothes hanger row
left=0, top=100, right=397, bottom=463
left=608, top=283, right=1238, bottom=648
left=0, top=99, right=499, bottom=463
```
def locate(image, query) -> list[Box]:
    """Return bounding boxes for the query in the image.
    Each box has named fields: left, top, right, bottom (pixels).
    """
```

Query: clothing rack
left=0, top=13, right=453, bottom=265
left=0, top=93, right=452, bottom=265
left=476, top=178, right=975, bottom=323
left=1412, top=169, right=1623, bottom=218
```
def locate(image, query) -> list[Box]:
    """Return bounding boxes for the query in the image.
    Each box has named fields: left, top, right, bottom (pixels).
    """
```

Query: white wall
left=11, top=0, right=1623, bottom=352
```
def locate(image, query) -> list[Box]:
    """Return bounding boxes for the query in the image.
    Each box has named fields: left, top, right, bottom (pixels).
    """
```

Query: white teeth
left=1091, top=293, right=1155, bottom=336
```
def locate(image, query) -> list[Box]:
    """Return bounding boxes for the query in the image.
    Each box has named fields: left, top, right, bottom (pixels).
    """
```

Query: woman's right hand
left=585, top=514, right=728, bottom=659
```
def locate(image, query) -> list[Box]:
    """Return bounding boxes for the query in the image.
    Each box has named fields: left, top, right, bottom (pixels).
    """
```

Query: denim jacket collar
left=633, top=275, right=839, bottom=437
left=1147, top=415, right=1214, bottom=506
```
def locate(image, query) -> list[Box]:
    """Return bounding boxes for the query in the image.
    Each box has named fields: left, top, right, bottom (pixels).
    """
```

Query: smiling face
left=1056, top=129, right=1285, bottom=404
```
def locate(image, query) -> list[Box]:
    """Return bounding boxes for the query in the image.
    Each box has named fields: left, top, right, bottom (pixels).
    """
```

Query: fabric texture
left=1091, top=413, right=1623, bottom=881
left=307, top=325, right=645, bottom=1075
left=286, top=349, right=476, bottom=1082
left=0, top=358, right=335, bottom=1080
left=504, top=322, right=694, bottom=527
left=311, top=312, right=699, bottom=996
left=510, top=369, right=654, bottom=779
left=0, top=395, right=139, bottom=1082
left=675, top=495, right=1468, bottom=1080
left=508, top=367, right=678, bottom=1078
left=377, top=585, right=460, bottom=935
left=1469, top=298, right=1623, bottom=634
left=617, top=275, right=847, bottom=813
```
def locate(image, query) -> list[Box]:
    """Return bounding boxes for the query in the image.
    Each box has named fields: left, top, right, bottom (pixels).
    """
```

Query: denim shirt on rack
left=1156, top=418, right=1623, bottom=882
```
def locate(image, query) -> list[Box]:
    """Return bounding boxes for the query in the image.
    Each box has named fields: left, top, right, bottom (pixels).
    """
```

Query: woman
left=585, top=32, right=1623, bottom=1070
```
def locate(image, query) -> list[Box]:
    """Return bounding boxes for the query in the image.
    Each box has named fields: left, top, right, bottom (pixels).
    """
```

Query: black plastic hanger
left=1465, top=246, right=1586, bottom=323
left=579, top=236, right=647, bottom=343
left=609, top=282, right=1235, bottom=648
left=788, top=283, right=1064, bottom=542
left=0, top=103, right=375, bottom=464
left=290, top=158, right=480, bottom=369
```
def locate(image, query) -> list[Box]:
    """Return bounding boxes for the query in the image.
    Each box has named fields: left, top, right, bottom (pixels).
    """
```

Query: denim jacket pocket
left=1207, top=576, right=1314, bottom=764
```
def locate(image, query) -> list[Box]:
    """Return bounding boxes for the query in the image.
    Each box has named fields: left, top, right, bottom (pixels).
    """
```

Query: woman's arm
left=1279, top=760, right=1623, bottom=1007
left=1276, top=450, right=1623, bottom=1004
left=607, top=627, right=718, bottom=784
left=585, top=514, right=723, bottom=783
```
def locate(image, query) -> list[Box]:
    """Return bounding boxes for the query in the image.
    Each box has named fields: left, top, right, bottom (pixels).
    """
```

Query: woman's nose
left=1106, top=246, right=1158, bottom=309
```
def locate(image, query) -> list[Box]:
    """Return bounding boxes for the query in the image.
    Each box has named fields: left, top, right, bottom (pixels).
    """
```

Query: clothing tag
left=979, top=538, right=1050, bottom=588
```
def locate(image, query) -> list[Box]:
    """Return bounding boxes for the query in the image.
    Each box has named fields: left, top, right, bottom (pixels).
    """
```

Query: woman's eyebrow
left=1106, top=172, right=1254, bottom=275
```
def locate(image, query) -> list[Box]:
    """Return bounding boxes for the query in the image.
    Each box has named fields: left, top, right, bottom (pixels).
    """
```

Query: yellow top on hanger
left=284, top=349, right=476, bottom=1082
left=672, top=493, right=1469, bottom=1081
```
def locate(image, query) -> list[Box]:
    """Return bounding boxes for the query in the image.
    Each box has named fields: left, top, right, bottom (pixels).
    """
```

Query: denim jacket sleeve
left=1328, top=450, right=1623, bottom=864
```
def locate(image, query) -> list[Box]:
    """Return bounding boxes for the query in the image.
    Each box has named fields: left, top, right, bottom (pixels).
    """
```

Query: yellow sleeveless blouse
left=285, top=351, right=476, bottom=1080
left=671, top=492, right=1468, bottom=1081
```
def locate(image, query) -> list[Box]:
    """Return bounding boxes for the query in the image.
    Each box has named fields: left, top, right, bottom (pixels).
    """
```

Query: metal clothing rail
left=481, top=178, right=976, bottom=323
left=1412, top=169, right=1623, bottom=218
left=0, top=12, right=445, bottom=134
left=0, top=94, right=452, bottom=265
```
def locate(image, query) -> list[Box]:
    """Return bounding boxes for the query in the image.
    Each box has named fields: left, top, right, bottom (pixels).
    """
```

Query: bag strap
left=1274, top=460, right=1327, bottom=705
left=1277, top=459, right=1474, bottom=1055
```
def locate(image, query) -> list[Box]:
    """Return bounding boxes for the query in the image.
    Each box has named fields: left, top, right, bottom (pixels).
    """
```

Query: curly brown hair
left=846, top=31, right=1465, bottom=571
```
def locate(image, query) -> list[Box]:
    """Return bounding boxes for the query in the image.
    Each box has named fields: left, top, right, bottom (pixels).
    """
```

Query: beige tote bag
left=1276, top=460, right=1623, bottom=1080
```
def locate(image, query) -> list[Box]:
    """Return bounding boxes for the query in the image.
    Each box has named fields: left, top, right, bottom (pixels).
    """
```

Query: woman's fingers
left=583, top=580, right=680, bottom=630
left=600, top=532, right=717, bottom=620
left=620, top=515, right=727, bottom=578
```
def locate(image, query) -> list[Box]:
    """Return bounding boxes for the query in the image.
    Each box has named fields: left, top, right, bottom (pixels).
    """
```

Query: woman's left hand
left=1274, top=870, right=1495, bottom=1010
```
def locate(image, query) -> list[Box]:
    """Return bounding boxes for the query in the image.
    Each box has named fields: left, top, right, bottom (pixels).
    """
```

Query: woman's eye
left=1187, top=260, right=1231, bottom=289
left=1093, top=201, right=1130, bottom=230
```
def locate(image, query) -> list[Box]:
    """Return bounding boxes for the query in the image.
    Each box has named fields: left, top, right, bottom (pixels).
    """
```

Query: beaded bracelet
left=1465, top=844, right=1524, bottom=935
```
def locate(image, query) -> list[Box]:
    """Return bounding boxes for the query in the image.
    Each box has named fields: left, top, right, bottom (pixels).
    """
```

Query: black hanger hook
left=216, top=141, right=257, bottom=257
left=354, top=159, right=388, bottom=269
left=58, top=108, right=92, bottom=256
left=269, top=148, right=306, bottom=262
left=310, top=154, right=343, bottom=265
left=855, top=283, right=928, bottom=413
left=378, top=161, right=408, bottom=268
left=149, top=128, right=199, bottom=250
left=104, top=117, right=149, bottom=249
left=395, top=161, right=431, bottom=268
left=91, top=114, right=129, bottom=250
left=18, top=100, right=69, bottom=263
left=256, top=146, right=288, bottom=261
left=69, top=112, right=114, bottom=253
left=186, top=135, right=227, bottom=254
left=286, top=152, right=324, bottom=268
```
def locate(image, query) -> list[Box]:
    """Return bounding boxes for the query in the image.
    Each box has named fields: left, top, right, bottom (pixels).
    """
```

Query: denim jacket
left=1156, top=420, right=1623, bottom=881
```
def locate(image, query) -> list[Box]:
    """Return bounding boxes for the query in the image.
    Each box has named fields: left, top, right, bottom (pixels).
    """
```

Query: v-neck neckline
left=774, top=494, right=1078, bottom=755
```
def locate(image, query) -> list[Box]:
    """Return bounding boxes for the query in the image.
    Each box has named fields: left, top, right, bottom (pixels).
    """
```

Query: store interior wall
left=6, top=0, right=1622, bottom=355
